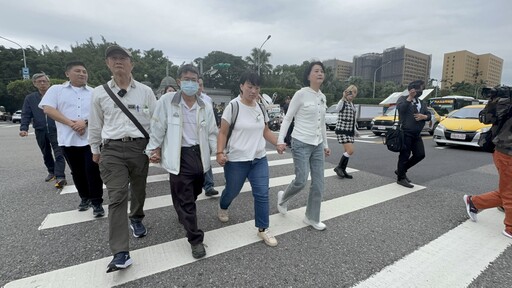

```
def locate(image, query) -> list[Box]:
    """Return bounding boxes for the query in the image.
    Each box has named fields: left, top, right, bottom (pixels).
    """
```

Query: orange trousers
left=472, top=150, right=512, bottom=234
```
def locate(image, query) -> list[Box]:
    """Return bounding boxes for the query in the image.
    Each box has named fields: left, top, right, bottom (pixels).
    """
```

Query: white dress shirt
left=39, top=82, right=93, bottom=147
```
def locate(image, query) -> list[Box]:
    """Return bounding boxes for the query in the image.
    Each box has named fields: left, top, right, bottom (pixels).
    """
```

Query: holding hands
left=216, top=152, right=227, bottom=166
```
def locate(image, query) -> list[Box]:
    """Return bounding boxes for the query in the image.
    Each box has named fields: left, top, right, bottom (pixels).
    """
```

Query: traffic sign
left=22, top=67, right=29, bottom=80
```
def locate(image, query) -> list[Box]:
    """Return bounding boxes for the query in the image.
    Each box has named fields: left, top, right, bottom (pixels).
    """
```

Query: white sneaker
left=218, top=208, right=229, bottom=223
left=503, top=230, right=512, bottom=239
left=257, top=229, right=278, bottom=247
left=303, top=217, right=326, bottom=231
left=277, top=190, right=287, bottom=215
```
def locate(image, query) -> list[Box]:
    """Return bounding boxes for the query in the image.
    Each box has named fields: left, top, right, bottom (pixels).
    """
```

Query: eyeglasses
left=35, top=80, right=49, bottom=84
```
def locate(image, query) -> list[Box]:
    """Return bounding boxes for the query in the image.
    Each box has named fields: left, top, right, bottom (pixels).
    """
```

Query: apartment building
left=323, top=59, right=353, bottom=82
left=353, top=47, right=431, bottom=86
left=441, top=50, right=503, bottom=89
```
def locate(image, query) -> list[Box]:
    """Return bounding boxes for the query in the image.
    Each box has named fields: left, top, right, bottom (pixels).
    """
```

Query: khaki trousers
left=99, top=138, right=149, bottom=255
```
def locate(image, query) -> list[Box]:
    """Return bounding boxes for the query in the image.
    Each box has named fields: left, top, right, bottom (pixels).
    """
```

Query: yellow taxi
left=433, top=105, right=491, bottom=148
left=371, top=106, right=440, bottom=136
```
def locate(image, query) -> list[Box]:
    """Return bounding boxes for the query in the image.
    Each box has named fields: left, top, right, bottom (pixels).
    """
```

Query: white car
left=325, top=104, right=338, bottom=130
left=11, top=110, right=22, bottom=123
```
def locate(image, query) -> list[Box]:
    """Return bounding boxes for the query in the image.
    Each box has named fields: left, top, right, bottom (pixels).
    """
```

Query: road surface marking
left=39, top=167, right=357, bottom=230
left=9, top=182, right=424, bottom=288
left=60, top=154, right=286, bottom=195
left=352, top=209, right=512, bottom=288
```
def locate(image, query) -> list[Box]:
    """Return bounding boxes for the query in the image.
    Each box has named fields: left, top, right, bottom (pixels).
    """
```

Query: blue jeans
left=281, top=138, right=325, bottom=222
left=203, top=168, right=214, bottom=192
left=219, top=157, right=269, bottom=229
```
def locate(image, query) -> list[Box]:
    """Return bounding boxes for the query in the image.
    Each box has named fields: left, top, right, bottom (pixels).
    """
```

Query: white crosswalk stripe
left=5, top=149, right=511, bottom=288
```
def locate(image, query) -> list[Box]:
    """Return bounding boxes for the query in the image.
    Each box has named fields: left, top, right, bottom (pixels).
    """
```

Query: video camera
left=479, top=85, right=512, bottom=125
left=481, top=85, right=512, bottom=99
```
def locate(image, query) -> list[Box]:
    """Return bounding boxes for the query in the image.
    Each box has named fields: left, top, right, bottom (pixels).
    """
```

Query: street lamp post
left=431, top=78, right=439, bottom=98
left=372, top=61, right=391, bottom=98
left=0, top=35, right=28, bottom=79
left=257, top=35, right=271, bottom=75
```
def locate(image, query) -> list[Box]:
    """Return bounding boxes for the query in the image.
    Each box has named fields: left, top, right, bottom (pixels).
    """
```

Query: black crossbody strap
left=102, top=84, right=149, bottom=139
left=393, top=105, right=401, bottom=129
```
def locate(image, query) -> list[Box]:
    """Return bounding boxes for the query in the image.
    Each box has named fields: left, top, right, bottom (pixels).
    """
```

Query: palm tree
left=245, top=48, right=273, bottom=75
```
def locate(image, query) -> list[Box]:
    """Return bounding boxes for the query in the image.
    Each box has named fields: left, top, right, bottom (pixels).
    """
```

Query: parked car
left=433, top=105, right=491, bottom=149
left=0, top=106, right=7, bottom=121
left=12, top=110, right=22, bottom=123
left=370, top=106, right=439, bottom=136
left=325, top=104, right=383, bottom=131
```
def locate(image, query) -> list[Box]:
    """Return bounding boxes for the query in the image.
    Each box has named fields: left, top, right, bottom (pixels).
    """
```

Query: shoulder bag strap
left=393, top=106, right=401, bottom=129
left=102, top=84, right=149, bottom=139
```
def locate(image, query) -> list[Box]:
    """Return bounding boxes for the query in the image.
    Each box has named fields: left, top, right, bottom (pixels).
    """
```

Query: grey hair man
left=20, top=73, right=67, bottom=187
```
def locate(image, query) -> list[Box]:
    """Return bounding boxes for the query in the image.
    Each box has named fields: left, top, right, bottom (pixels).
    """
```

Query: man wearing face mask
left=145, top=64, right=218, bottom=259
left=395, top=80, right=431, bottom=188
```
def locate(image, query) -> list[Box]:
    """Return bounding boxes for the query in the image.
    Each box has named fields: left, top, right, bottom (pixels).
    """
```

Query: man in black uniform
left=396, top=80, right=431, bottom=188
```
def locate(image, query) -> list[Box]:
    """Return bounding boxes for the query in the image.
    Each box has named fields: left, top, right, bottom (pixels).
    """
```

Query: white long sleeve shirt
left=88, top=79, right=157, bottom=154
left=278, top=87, right=328, bottom=148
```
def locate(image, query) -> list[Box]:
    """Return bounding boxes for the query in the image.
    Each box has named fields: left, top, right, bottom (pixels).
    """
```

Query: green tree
left=245, top=48, right=272, bottom=75
left=6, top=80, right=35, bottom=112
left=197, top=51, right=248, bottom=95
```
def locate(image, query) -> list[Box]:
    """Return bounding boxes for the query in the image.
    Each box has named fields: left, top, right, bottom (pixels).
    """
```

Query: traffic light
left=212, top=63, right=231, bottom=69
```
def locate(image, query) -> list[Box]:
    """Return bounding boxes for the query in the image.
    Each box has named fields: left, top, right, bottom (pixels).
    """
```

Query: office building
left=323, top=59, right=353, bottom=82
left=441, top=50, right=503, bottom=89
left=381, top=46, right=432, bottom=86
left=353, top=53, right=383, bottom=81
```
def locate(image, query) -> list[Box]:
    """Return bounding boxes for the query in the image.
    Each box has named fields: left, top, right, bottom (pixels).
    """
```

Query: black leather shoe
left=205, top=188, right=219, bottom=196
left=394, top=170, right=411, bottom=183
left=397, top=178, right=414, bottom=188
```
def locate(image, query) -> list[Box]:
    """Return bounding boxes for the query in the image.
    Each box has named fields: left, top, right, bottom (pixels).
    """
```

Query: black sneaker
left=130, top=220, right=147, bottom=238
left=191, top=243, right=206, bottom=259
left=45, top=174, right=56, bottom=182
left=205, top=188, right=219, bottom=196
left=78, top=199, right=91, bottom=211
left=55, top=178, right=67, bottom=189
left=106, top=251, right=133, bottom=273
left=92, top=204, right=105, bottom=217
left=397, top=178, right=414, bottom=188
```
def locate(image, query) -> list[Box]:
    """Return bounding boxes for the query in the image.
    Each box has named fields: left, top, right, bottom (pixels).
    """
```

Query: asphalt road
left=1, top=121, right=511, bottom=288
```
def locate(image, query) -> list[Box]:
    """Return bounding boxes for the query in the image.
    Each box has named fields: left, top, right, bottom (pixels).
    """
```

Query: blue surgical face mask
left=180, top=80, right=199, bottom=96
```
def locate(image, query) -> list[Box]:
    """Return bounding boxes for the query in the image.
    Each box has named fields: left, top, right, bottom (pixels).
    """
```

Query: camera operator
left=464, top=86, right=512, bottom=239
left=395, top=80, right=431, bottom=188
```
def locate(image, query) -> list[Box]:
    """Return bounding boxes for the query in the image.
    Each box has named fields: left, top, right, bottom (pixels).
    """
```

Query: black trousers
left=397, top=133, right=425, bottom=179
left=35, top=129, right=66, bottom=178
left=62, top=145, right=103, bottom=205
left=169, top=146, right=205, bottom=245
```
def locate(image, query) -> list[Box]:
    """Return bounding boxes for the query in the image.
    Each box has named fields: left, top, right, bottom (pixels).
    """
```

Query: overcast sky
left=1, top=0, right=511, bottom=85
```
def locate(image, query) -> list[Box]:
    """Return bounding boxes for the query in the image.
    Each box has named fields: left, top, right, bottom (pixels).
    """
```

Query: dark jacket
left=396, top=96, right=431, bottom=135
left=20, top=91, right=56, bottom=132
left=492, top=98, right=512, bottom=156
